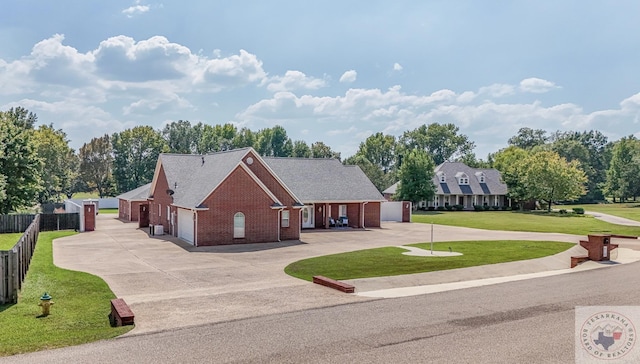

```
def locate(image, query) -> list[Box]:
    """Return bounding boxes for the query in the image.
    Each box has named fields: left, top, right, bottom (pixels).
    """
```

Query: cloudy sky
left=1, top=1, right=639, bottom=159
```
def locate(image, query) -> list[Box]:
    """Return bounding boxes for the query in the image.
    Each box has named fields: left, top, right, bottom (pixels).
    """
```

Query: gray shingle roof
left=434, top=162, right=507, bottom=195
left=263, top=157, right=385, bottom=202
left=159, top=148, right=253, bottom=208
left=383, top=162, right=507, bottom=196
left=117, top=183, right=151, bottom=201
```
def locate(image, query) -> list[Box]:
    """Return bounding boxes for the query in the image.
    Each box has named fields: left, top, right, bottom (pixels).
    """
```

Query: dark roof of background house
left=382, top=162, right=507, bottom=196
left=263, top=157, right=385, bottom=202
left=116, top=183, right=151, bottom=201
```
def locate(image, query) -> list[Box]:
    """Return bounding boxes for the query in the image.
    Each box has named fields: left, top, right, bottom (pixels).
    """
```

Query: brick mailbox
left=579, top=234, right=618, bottom=262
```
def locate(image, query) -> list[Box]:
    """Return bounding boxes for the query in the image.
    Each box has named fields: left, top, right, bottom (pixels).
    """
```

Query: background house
left=148, top=148, right=384, bottom=246
left=117, top=183, right=151, bottom=221
left=384, top=162, right=509, bottom=210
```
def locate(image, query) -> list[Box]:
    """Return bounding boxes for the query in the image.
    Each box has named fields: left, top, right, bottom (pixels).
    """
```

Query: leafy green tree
left=310, top=141, right=340, bottom=159
left=343, top=154, right=388, bottom=192
left=292, top=140, right=311, bottom=158
left=492, top=146, right=530, bottom=208
left=395, top=149, right=436, bottom=206
left=521, top=151, right=587, bottom=211
left=604, top=136, right=640, bottom=202
left=232, top=127, right=256, bottom=149
left=508, top=127, right=548, bottom=150
left=197, top=123, right=238, bottom=153
left=79, top=135, right=114, bottom=198
left=399, top=123, right=475, bottom=165
left=255, top=125, right=293, bottom=157
left=112, top=126, right=169, bottom=193
left=33, top=124, right=76, bottom=203
left=0, top=109, right=42, bottom=213
left=358, top=133, right=396, bottom=173
left=163, top=120, right=199, bottom=154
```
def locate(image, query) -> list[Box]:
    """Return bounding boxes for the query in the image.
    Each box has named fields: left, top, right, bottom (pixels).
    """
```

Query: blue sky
left=1, top=1, right=639, bottom=159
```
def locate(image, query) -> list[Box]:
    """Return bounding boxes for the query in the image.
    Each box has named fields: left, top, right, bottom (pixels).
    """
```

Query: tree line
left=1, top=106, right=639, bottom=213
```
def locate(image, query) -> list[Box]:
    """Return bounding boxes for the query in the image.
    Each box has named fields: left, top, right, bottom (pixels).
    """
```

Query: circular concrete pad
left=398, top=245, right=463, bottom=257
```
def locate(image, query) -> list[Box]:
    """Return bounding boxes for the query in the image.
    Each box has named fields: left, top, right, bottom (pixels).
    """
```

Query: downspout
left=277, top=207, right=285, bottom=242
left=194, top=209, right=198, bottom=247
left=362, top=201, right=368, bottom=229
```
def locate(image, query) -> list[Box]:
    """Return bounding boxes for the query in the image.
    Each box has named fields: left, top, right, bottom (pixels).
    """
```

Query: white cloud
left=478, top=83, right=515, bottom=98
left=339, top=70, right=357, bottom=83
left=265, top=70, right=327, bottom=92
left=393, top=63, right=403, bottom=71
left=519, top=77, right=560, bottom=93
left=122, top=1, right=151, bottom=18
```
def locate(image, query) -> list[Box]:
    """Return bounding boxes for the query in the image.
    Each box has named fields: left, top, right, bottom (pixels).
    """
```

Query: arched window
left=234, top=212, right=245, bottom=238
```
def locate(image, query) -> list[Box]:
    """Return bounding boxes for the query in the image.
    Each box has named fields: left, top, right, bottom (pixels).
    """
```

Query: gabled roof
left=117, top=183, right=151, bottom=201
left=434, top=162, right=507, bottom=195
left=382, top=162, right=507, bottom=196
left=263, top=157, right=385, bottom=202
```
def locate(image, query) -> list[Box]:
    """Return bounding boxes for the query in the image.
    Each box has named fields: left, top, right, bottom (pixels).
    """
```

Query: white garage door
left=178, top=209, right=195, bottom=244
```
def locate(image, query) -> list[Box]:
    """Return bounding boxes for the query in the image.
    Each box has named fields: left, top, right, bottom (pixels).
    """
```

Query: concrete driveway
left=52, top=214, right=632, bottom=335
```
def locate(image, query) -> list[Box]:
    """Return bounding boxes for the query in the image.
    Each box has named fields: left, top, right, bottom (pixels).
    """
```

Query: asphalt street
left=3, top=257, right=639, bottom=363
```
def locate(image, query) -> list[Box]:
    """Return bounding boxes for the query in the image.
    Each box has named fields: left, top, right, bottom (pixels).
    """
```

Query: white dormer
left=475, top=171, right=486, bottom=183
left=436, top=171, right=446, bottom=183
left=455, top=172, right=469, bottom=185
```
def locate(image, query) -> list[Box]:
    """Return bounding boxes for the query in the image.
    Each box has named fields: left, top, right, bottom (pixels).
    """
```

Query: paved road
left=3, top=259, right=640, bottom=363
left=587, top=210, right=640, bottom=226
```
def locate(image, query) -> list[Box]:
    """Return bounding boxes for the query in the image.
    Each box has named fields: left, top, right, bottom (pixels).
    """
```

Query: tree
left=357, top=133, right=396, bottom=174
left=399, top=123, right=475, bottom=165
left=254, top=126, right=293, bottom=157
left=197, top=123, right=237, bottom=154
left=232, top=127, right=256, bottom=149
left=491, top=146, right=530, bottom=208
left=521, top=151, right=587, bottom=211
left=604, top=136, right=640, bottom=202
left=343, top=154, right=388, bottom=192
left=79, top=135, right=114, bottom=198
left=292, top=140, right=311, bottom=158
left=112, top=126, right=168, bottom=193
left=394, top=149, right=436, bottom=206
left=0, top=109, right=42, bottom=213
left=32, top=124, right=76, bottom=203
left=508, top=127, right=548, bottom=150
left=163, top=120, right=199, bottom=154
left=310, top=141, right=340, bottom=159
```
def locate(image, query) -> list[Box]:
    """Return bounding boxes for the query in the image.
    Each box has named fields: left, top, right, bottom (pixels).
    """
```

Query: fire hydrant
left=38, top=292, right=54, bottom=316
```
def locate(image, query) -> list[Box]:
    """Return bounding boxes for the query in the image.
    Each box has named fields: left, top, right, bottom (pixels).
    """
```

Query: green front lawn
left=0, top=231, right=132, bottom=356
left=0, top=233, right=23, bottom=250
left=568, top=203, right=640, bottom=222
left=99, top=208, right=118, bottom=214
left=411, top=211, right=640, bottom=236
left=285, top=240, right=573, bottom=281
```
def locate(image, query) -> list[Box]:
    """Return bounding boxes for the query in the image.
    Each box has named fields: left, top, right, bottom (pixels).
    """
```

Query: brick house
left=147, top=147, right=384, bottom=246
left=117, top=183, right=151, bottom=221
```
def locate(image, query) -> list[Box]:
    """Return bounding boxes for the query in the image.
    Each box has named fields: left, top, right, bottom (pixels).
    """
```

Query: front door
left=84, top=204, right=95, bottom=231
left=458, top=196, right=464, bottom=206
left=301, top=205, right=314, bottom=229
left=139, top=204, right=149, bottom=228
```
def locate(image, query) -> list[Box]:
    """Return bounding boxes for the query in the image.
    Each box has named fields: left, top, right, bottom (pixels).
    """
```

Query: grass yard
left=0, top=233, right=23, bottom=250
left=411, top=211, right=640, bottom=236
left=567, top=203, right=640, bottom=222
left=0, top=231, right=132, bottom=356
left=285, top=240, right=573, bottom=281
left=71, top=192, right=100, bottom=199
left=99, top=208, right=118, bottom=214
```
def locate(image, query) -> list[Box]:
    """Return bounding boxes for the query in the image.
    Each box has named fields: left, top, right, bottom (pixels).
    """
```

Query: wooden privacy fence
left=0, top=213, right=79, bottom=233
left=0, top=214, right=36, bottom=233
left=0, top=215, right=40, bottom=304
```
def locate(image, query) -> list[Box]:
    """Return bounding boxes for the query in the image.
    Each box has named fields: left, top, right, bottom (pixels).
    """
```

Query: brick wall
left=364, top=202, right=381, bottom=227
left=119, top=199, right=128, bottom=220
left=197, top=166, right=280, bottom=245
left=149, top=165, right=173, bottom=233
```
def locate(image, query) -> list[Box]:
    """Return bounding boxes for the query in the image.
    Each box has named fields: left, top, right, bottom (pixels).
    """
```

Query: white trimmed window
left=281, top=210, right=290, bottom=228
left=437, top=172, right=446, bottom=183
left=234, top=212, right=245, bottom=238
left=339, top=204, right=347, bottom=217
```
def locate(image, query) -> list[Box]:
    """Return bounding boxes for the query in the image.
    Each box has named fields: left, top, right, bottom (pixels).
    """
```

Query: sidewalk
left=587, top=211, right=640, bottom=227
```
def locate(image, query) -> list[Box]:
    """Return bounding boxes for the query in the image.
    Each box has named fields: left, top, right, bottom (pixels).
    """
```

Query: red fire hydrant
left=38, top=292, right=54, bottom=316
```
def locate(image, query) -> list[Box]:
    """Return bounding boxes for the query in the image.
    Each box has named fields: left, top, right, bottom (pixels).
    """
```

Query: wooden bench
left=312, top=275, right=355, bottom=293
left=109, top=298, right=135, bottom=327
left=570, top=256, right=589, bottom=268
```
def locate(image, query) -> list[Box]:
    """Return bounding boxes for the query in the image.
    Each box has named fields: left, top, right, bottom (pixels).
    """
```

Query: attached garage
left=178, top=209, right=195, bottom=244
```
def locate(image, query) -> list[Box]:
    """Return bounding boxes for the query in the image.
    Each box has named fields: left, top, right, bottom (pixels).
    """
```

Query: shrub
left=559, top=209, right=568, bottom=214
left=473, top=205, right=483, bottom=211
left=428, top=206, right=435, bottom=211
left=436, top=206, right=445, bottom=211
left=454, top=204, right=464, bottom=211
left=445, top=205, right=454, bottom=211
left=483, top=205, right=491, bottom=211
left=572, top=207, right=585, bottom=215
left=492, top=206, right=500, bottom=211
